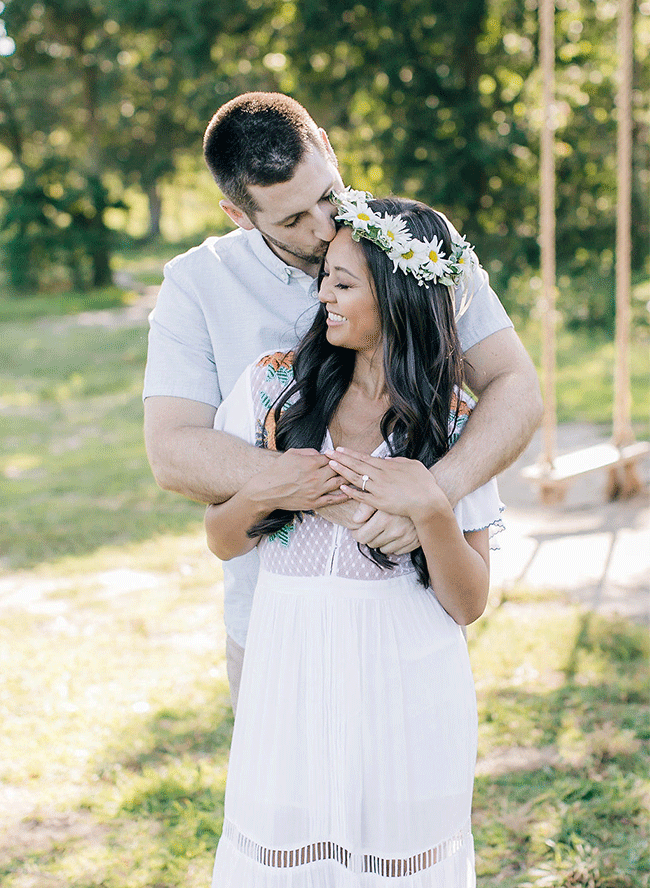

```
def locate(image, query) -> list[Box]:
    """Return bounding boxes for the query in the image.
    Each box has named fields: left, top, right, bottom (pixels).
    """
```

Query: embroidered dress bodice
left=249, top=354, right=470, bottom=582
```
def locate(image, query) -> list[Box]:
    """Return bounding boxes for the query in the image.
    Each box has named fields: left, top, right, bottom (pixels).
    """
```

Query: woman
left=206, top=191, right=502, bottom=886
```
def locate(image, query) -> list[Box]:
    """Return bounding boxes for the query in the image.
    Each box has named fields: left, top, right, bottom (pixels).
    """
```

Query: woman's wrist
left=407, top=475, right=454, bottom=526
left=410, top=503, right=457, bottom=536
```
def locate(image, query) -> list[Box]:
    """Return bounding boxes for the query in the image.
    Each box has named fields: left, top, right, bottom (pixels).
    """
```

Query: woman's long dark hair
left=249, top=197, right=464, bottom=586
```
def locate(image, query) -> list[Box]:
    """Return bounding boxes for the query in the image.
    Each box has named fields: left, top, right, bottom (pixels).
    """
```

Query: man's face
left=246, top=145, right=344, bottom=276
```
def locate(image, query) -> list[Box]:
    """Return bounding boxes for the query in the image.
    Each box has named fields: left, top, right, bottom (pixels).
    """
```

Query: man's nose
left=312, top=203, right=337, bottom=242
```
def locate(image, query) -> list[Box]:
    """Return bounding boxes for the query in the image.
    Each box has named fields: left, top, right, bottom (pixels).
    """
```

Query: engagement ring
left=361, top=474, right=370, bottom=492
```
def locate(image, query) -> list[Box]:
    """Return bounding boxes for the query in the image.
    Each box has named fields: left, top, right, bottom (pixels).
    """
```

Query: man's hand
left=317, top=498, right=366, bottom=530
left=351, top=511, right=420, bottom=555
left=319, top=498, right=420, bottom=555
left=246, top=448, right=349, bottom=513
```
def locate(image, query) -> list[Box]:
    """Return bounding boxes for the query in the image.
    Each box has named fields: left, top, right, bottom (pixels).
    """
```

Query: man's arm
left=345, top=326, right=541, bottom=552
left=433, top=326, right=542, bottom=507
left=144, top=396, right=347, bottom=509
left=144, top=396, right=279, bottom=503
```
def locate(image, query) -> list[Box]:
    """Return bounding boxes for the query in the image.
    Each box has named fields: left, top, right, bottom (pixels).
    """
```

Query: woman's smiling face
left=318, top=227, right=382, bottom=355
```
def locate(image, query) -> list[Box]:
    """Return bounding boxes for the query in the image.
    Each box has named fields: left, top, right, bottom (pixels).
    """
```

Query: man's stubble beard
left=261, top=231, right=329, bottom=267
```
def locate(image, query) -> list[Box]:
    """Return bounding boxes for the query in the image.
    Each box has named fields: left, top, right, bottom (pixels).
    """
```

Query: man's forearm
left=433, top=367, right=542, bottom=507
left=147, top=425, right=277, bottom=504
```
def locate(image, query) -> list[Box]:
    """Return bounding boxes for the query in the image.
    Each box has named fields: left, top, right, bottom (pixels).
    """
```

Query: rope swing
left=523, top=0, right=648, bottom=504
left=607, top=0, right=646, bottom=498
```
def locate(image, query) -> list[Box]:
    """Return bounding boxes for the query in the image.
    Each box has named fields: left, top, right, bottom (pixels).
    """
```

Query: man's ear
left=317, top=128, right=339, bottom=166
left=220, top=199, right=255, bottom=231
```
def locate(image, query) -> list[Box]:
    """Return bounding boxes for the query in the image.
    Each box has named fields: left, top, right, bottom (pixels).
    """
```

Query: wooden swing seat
left=521, top=440, right=649, bottom=503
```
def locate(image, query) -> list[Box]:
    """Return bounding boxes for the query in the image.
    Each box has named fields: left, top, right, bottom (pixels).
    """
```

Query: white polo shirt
left=143, top=224, right=512, bottom=647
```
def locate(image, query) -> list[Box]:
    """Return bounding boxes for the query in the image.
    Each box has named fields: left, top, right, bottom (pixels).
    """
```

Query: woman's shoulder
left=248, top=350, right=296, bottom=450
left=448, top=387, right=475, bottom=445
left=249, top=349, right=295, bottom=400
left=254, top=349, right=295, bottom=371
left=249, top=349, right=295, bottom=386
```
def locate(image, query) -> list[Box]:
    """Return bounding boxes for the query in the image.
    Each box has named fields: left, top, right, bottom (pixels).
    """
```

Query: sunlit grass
left=0, top=314, right=203, bottom=571
left=518, top=322, right=649, bottom=426
left=0, top=287, right=132, bottom=323
left=470, top=607, right=649, bottom=886
left=0, top=535, right=230, bottom=888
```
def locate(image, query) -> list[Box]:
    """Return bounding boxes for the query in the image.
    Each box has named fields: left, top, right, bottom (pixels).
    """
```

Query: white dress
left=211, top=352, right=503, bottom=888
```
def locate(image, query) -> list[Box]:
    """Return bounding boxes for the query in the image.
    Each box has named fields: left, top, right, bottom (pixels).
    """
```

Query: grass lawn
left=517, top=322, right=649, bottom=427
left=0, top=286, right=648, bottom=886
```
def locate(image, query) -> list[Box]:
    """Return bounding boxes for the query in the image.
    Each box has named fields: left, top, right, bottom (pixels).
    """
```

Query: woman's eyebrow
left=332, top=265, right=361, bottom=280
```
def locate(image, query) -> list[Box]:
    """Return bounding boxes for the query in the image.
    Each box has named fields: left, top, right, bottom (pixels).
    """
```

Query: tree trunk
left=91, top=238, right=112, bottom=287
left=147, top=179, right=162, bottom=240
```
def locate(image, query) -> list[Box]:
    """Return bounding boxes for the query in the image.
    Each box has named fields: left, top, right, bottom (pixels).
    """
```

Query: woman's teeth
left=328, top=311, right=347, bottom=322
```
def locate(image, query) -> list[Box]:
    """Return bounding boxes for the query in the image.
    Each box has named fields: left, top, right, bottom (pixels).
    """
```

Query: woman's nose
left=318, top=278, right=334, bottom=304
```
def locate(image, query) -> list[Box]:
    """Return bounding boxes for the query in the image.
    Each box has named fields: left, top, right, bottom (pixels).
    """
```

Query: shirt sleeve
left=453, top=477, right=504, bottom=542
left=449, top=387, right=504, bottom=542
left=213, top=363, right=255, bottom=445
left=142, top=258, right=222, bottom=408
left=440, top=213, right=513, bottom=353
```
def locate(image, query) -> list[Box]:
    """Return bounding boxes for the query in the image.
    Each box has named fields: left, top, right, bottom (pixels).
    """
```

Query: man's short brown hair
left=203, top=92, right=326, bottom=217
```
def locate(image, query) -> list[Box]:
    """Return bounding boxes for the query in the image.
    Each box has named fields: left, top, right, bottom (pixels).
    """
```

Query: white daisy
left=393, top=244, right=424, bottom=277
left=376, top=213, right=412, bottom=255
left=450, top=236, right=476, bottom=270
left=336, top=201, right=375, bottom=233
left=415, top=236, right=450, bottom=279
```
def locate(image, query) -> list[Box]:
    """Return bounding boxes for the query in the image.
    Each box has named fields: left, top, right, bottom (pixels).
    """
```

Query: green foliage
left=2, top=159, right=123, bottom=291
left=0, top=0, right=279, bottom=280
left=0, top=0, right=648, bottom=325
left=282, top=0, right=649, bottom=296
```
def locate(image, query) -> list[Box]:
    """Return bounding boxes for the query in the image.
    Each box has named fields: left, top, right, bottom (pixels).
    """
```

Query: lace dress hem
left=219, top=818, right=471, bottom=877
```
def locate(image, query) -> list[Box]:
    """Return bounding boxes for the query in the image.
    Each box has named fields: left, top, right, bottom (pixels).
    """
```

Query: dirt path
left=493, top=423, right=649, bottom=624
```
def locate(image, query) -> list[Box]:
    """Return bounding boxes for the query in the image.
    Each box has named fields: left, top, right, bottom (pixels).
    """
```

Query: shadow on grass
left=473, top=612, right=649, bottom=886
left=1, top=688, right=234, bottom=888
left=117, top=700, right=235, bottom=774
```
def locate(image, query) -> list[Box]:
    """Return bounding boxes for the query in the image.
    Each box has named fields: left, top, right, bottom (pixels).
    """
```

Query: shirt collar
left=246, top=228, right=316, bottom=287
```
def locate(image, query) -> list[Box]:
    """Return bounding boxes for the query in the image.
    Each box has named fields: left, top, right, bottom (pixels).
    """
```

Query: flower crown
left=330, top=188, right=476, bottom=288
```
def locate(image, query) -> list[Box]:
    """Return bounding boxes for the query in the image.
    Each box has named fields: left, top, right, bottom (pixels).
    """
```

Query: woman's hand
left=325, top=448, right=451, bottom=525
left=327, top=447, right=491, bottom=626
left=245, top=448, right=349, bottom=513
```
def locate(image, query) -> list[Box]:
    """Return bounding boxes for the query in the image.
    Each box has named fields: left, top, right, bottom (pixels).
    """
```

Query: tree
left=281, top=0, right=649, bottom=324
left=0, top=0, right=279, bottom=289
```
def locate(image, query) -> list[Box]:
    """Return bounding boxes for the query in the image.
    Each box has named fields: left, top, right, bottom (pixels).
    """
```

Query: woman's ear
left=219, top=199, right=256, bottom=231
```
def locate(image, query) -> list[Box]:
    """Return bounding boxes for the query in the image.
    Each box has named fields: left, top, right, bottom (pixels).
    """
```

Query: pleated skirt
left=212, top=570, right=478, bottom=887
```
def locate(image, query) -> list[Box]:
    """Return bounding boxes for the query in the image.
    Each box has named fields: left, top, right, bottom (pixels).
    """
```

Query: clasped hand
left=247, top=447, right=429, bottom=558
left=325, top=448, right=451, bottom=527
left=246, top=448, right=349, bottom=513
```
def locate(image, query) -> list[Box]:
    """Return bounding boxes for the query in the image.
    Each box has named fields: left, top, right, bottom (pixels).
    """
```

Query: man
left=143, top=92, right=542, bottom=711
